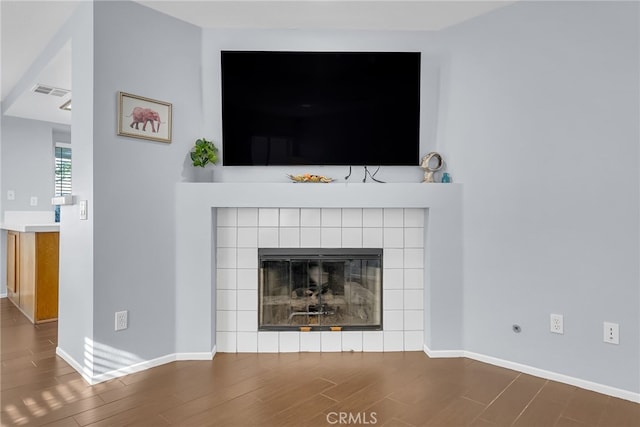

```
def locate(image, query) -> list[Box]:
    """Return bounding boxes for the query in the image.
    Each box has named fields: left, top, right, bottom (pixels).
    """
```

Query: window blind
left=55, top=146, right=71, bottom=196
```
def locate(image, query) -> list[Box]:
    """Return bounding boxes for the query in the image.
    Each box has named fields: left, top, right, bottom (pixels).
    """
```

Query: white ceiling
left=4, top=41, right=72, bottom=125
left=138, top=0, right=512, bottom=31
left=1, top=1, right=78, bottom=101
left=1, top=0, right=513, bottom=125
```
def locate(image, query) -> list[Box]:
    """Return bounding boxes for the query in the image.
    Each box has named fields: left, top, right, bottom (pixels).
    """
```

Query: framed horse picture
left=117, top=92, right=172, bottom=143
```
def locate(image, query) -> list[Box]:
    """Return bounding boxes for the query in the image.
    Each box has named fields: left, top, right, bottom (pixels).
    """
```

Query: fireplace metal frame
left=258, top=248, right=383, bottom=331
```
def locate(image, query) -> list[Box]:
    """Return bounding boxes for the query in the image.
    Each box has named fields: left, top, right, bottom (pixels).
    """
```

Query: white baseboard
left=91, top=353, right=179, bottom=384
left=56, top=346, right=95, bottom=385
left=56, top=342, right=639, bottom=403
left=423, top=344, right=640, bottom=403
left=56, top=346, right=216, bottom=385
left=0, top=292, right=7, bottom=299
left=176, top=346, right=217, bottom=361
left=422, top=345, right=464, bottom=358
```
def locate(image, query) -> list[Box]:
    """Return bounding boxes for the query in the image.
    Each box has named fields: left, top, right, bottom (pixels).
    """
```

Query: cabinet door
left=6, top=231, right=18, bottom=294
left=35, top=232, right=59, bottom=321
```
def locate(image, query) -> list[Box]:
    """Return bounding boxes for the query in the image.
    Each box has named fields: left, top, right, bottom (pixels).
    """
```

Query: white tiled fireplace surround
left=216, top=207, right=426, bottom=352
left=175, top=183, right=463, bottom=356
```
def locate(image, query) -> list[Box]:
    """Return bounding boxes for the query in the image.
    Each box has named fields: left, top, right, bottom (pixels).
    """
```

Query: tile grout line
left=510, top=379, right=548, bottom=426
left=469, top=371, right=522, bottom=425
left=487, top=371, right=522, bottom=408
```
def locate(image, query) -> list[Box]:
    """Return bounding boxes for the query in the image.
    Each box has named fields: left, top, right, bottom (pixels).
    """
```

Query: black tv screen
left=221, top=51, right=421, bottom=166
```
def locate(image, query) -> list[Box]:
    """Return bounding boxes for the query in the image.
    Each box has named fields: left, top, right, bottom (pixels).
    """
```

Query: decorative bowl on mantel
left=287, top=173, right=333, bottom=183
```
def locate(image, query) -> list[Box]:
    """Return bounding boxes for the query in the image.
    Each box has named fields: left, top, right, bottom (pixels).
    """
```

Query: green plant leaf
left=190, top=137, right=218, bottom=167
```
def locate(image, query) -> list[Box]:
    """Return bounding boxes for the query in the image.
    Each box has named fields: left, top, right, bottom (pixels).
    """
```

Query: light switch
left=30, top=196, right=38, bottom=206
left=7, top=190, right=15, bottom=200
left=79, top=200, right=88, bottom=220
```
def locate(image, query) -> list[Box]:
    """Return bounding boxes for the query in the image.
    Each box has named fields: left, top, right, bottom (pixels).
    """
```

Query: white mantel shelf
left=177, top=182, right=461, bottom=208
left=174, top=181, right=464, bottom=355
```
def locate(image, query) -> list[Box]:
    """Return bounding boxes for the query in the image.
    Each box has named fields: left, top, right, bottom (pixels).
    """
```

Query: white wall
left=440, top=1, right=639, bottom=393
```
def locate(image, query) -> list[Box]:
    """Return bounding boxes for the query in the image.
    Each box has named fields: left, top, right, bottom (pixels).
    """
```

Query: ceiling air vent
left=31, top=84, right=70, bottom=97
left=50, top=88, right=69, bottom=97
left=32, top=84, right=54, bottom=94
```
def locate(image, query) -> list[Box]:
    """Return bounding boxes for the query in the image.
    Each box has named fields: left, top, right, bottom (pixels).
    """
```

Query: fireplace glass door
left=259, top=249, right=382, bottom=331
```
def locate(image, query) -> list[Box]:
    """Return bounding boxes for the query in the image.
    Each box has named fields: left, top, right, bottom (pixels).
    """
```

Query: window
left=54, top=144, right=71, bottom=222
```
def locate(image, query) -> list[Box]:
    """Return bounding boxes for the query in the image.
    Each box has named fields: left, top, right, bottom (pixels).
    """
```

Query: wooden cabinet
left=5, top=231, right=59, bottom=323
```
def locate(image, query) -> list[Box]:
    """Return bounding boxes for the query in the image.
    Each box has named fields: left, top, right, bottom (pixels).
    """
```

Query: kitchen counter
left=1, top=223, right=60, bottom=233
left=1, top=211, right=59, bottom=233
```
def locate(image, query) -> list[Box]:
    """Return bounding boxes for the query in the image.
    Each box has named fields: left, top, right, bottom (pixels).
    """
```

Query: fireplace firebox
left=259, top=248, right=382, bottom=331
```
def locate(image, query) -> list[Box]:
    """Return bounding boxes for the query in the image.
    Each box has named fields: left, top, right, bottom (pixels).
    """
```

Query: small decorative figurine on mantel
left=420, top=152, right=443, bottom=183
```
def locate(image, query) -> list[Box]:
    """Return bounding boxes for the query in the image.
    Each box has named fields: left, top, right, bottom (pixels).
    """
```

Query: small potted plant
left=190, top=138, right=218, bottom=181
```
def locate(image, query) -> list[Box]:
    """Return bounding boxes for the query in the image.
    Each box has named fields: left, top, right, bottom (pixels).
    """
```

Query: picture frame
left=117, top=91, right=172, bottom=143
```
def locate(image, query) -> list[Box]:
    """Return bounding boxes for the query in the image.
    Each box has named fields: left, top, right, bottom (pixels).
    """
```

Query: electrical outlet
left=30, top=196, right=38, bottom=206
left=550, top=314, right=564, bottom=334
left=604, top=322, right=619, bottom=344
left=115, top=311, right=128, bottom=331
left=7, top=190, right=15, bottom=200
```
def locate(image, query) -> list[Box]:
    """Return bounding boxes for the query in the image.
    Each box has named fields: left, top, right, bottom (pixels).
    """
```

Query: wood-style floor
left=1, top=298, right=638, bottom=426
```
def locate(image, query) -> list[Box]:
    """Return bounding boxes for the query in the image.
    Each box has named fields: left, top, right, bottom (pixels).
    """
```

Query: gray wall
left=441, top=1, right=639, bottom=392
left=89, top=0, right=202, bottom=371
left=0, top=116, right=63, bottom=215
left=57, top=1, right=95, bottom=374
left=59, top=0, right=203, bottom=375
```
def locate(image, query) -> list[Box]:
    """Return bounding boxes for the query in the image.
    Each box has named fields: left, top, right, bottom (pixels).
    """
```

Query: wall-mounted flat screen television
left=221, top=51, right=421, bottom=166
